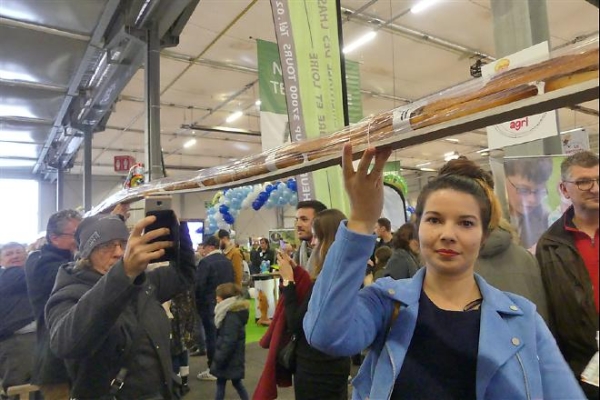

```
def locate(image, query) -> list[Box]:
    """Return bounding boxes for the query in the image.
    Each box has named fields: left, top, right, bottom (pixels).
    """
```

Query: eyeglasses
left=58, top=232, right=76, bottom=237
left=507, top=178, right=548, bottom=197
left=562, top=178, right=599, bottom=191
left=96, top=240, right=128, bottom=252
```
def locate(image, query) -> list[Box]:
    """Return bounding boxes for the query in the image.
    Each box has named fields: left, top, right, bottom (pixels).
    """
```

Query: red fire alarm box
left=114, top=155, right=136, bottom=172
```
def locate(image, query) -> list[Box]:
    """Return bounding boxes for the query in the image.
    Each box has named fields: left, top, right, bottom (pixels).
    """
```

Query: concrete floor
left=186, top=342, right=358, bottom=399
left=185, top=342, right=296, bottom=400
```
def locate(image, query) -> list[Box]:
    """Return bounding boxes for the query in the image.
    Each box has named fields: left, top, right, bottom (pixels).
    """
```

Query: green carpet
left=246, top=298, right=269, bottom=344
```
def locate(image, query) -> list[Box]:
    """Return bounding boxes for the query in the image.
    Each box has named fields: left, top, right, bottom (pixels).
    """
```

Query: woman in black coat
left=379, top=223, right=421, bottom=280
left=278, top=209, right=351, bottom=400
left=210, top=283, right=250, bottom=400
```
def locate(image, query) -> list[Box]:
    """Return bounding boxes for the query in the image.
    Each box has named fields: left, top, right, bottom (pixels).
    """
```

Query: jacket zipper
left=516, top=353, right=531, bottom=400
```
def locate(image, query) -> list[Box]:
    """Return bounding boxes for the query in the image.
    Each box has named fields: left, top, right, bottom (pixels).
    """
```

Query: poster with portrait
left=502, top=155, right=569, bottom=253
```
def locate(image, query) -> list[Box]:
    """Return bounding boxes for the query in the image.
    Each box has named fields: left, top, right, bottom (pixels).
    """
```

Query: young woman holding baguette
left=303, top=144, right=585, bottom=400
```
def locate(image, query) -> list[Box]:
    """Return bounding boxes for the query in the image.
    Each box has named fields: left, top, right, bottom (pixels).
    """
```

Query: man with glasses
left=0, top=242, right=35, bottom=397
left=25, top=209, right=81, bottom=400
left=536, top=150, right=599, bottom=400
left=504, top=157, right=553, bottom=249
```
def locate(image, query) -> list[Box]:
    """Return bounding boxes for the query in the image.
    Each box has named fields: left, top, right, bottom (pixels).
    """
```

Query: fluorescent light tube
left=226, top=111, right=243, bottom=123
left=411, top=0, right=442, bottom=14
left=343, top=30, right=377, bottom=54
left=416, top=162, right=432, bottom=167
left=183, top=138, right=197, bottom=148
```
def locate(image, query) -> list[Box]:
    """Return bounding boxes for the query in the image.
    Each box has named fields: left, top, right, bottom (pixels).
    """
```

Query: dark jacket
left=379, top=248, right=420, bottom=280
left=250, top=248, right=262, bottom=274
left=0, top=266, right=34, bottom=340
left=282, top=283, right=350, bottom=375
left=25, top=244, right=73, bottom=384
left=45, top=224, right=195, bottom=400
left=258, top=248, right=275, bottom=268
left=536, top=207, right=598, bottom=381
left=195, top=252, right=234, bottom=307
left=210, top=299, right=249, bottom=380
left=476, top=227, right=549, bottom=323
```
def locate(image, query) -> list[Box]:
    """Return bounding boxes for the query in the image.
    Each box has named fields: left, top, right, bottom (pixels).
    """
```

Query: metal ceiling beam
left=181, top=124, right=260, bottom=137
left=118, top=94, right=211, bottom=111
left=0, top=78, right=66, bottom=93
left=0, top=116, right=54, bottom=125
left=33, top=0, right=121, bottom=174
left=86, top=144, right=244, bottom=160
left=105, top=125, right=261, bottom=143
left=339, top=5, right=495, bottom=61
left=0, top=16, right=91, bottom=41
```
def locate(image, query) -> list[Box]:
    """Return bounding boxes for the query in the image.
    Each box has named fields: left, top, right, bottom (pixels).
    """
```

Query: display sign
left=483, top=42, right=559, bottom=150
left=113, top=155, right=136, bottom=172
left=561, top=128, right=590, bottom=155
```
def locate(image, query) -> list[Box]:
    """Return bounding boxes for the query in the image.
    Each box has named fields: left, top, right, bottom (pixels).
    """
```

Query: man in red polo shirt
left=536, top=150, right=599, bottom=399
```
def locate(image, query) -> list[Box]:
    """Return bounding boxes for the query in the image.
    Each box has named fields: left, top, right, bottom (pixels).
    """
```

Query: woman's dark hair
left=259, top=237, right=270, bottom=246
left=216, top=283, right=243, bottom=300
left=391, top=223, right=417, bottom=251
left=374, top=246, right=392, bottom=270
left=415, top=174, right=500, bottom=235
left=311, top=208, right=346, bottom=280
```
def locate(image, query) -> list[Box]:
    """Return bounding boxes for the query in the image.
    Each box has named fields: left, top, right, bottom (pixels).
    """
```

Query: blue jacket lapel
left=475, top=274, right=524, bottom=399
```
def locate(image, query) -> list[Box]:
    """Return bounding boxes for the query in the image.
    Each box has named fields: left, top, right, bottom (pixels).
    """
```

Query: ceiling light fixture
left=476, top=148, right=490, bottom=153
left=343, top=30, right=377, bottom=54
left=416, top=162, right=431, bottom=167
left=444, top=151, right=459, bottom=162
left=183, top=138, right=197, bottom=148
left=411, top=0, right=442, bottom=14
left=226, top=111, right=243, bottom=123
left=444, top=138, right=460, bottom=143
left=255, top=100, right=262, bottom=106
left=420, top=167, right=437, bottom=172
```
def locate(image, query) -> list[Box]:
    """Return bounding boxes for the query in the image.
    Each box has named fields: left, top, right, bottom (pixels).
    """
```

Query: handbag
left=277, top=334, right=298, bottom=373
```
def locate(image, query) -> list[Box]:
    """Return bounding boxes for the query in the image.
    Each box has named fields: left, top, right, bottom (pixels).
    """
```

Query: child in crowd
left=210, top=283, right=250, bottom=400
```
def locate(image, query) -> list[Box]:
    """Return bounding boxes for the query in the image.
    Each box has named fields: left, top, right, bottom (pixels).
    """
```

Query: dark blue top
left=392, top=291, right=481, bottom=400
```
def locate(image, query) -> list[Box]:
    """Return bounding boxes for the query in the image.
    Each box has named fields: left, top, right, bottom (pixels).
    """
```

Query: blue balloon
left=258, top=192, right=269, bottom=202
left=265, top=184, right=274, bottom=193
left=230, top=198, right=241, bottom=209
left=207, top=207, right=217, bottom=215
left=252, top=200, right=262, bottom=211
left=287, top=179, right=297, bottom=192
left=223, top=214, right=235, bottom=224
left=219, top=204, right=229, bottom=214
left=290, top=193, right=298, bottom=206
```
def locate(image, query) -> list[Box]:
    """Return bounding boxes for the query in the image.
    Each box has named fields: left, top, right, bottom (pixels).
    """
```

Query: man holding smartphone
left=45, top=214, right=195, bottom=399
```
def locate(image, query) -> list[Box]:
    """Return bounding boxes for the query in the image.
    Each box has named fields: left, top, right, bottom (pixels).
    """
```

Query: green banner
left=345, top=60, right=363, bottom=123
left=271, top=0, right=351, bottom=213
left=257, top=39, right=287, bottom=115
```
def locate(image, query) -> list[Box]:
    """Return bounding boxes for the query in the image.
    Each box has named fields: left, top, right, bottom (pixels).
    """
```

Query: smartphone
left=144, top=196, right=179, bottom=263
left=279, top=239, right=286, bottom=249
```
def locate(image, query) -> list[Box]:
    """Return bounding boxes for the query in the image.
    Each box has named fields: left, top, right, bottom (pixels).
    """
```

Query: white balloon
left=248, top=287, right=258, bottom=299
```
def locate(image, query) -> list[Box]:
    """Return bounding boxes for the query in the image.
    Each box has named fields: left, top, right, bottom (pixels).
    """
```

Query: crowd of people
left=0, top=149, right=597, bottom=400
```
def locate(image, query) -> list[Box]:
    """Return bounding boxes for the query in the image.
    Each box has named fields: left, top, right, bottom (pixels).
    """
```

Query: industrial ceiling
left=1, top=0, right=598, bottom=196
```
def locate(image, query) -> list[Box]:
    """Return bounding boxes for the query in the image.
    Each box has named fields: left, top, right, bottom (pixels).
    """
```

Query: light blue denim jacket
left=304, top=222, right=585, bottom=400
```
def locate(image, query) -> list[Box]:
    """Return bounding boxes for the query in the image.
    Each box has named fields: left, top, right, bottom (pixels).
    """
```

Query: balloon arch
left=205, top=178, right=298, bottom=235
